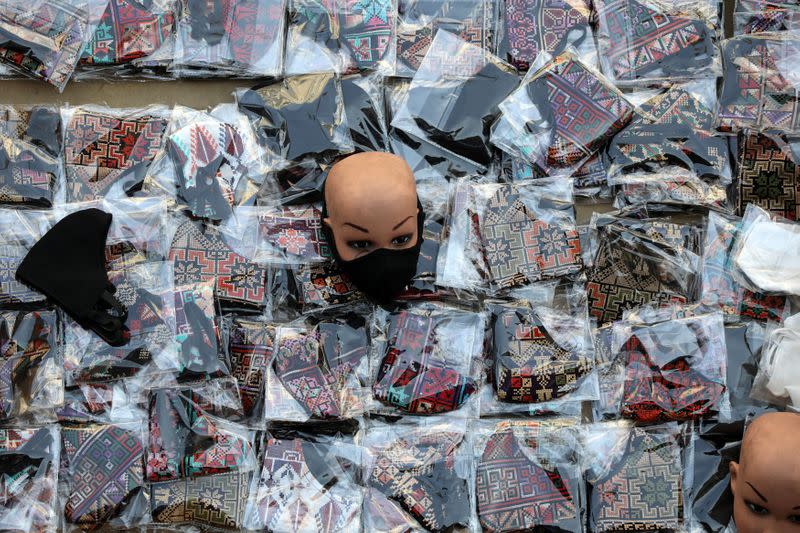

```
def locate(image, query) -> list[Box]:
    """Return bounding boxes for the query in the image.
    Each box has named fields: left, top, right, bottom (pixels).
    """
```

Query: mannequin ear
left=730, top=461, right=739, bottom=494
left=323, top=217, right=332, bottom=229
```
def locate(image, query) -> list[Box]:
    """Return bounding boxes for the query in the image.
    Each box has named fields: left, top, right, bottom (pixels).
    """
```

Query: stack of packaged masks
left=1, top=0, right=800, bottom=531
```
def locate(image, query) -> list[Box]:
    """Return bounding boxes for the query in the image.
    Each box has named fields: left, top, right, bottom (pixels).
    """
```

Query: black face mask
left=16, top=208, right=129, bottom=346
left=322, top=197, right=425, bottom=305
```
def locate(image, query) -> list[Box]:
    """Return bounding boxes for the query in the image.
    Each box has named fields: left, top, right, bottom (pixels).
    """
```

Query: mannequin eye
left=347, top=240, right=372, bottom=250
left=391, top=234, right=412, bottom=246
left=746, top=501, right=769, bottom=515
left=789, top=515, right=800, bottom=524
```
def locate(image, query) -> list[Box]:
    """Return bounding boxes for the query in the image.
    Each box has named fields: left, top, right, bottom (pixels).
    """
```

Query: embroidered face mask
left=228, top=318, right=276, bottom=420
left=146, top=387, right=255, bottom=482
left=619, top=323, right=727, bottom=423
left=492, top=305, right=592, bottom=404
left=151, top=471, right=251, bottom=529
left=589, top=427, right=684, bottom=532
left=596, top=0, right=717, bottom=83
left=476, top=423, right=582, bottom=533
left=0, top=310, right=58, bottom=421
left=272, top=317, right=368, bottom=419
left=293, top=261, right=363, bottom=313
left=369, top=431, right=471, bottom=532
left=62, top=424, right=145, bottom=530
left=17, top=209, right=130, bottom=347
left=373, top=308, right=479, bottom=415
left=169, top=219, right=267, bottom=309
left=0, top=136, right=60, bottom=208
left=736, top=130, right=800, bottom=221
left=246, top=435, right=361, bottom=532
left=258, top=204, right=329, bottom=264
left=0, top=1, right=89, bottom=91
left=0, top=427, right=59, bottom=533
left=81, top=0, right=175, bottom=65
left=64, top=110, right=168, bottom=202
left=173, top=283, right=227, bottom=381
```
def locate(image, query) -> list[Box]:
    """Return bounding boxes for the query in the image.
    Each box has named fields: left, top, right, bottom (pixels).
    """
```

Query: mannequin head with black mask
left=322, top=152, right=424, bottom=304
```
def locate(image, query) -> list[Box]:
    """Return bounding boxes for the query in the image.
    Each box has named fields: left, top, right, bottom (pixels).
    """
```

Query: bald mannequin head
left=730, top=412, right=800, bottom=533
left=324, top=152, right=419, bottom=262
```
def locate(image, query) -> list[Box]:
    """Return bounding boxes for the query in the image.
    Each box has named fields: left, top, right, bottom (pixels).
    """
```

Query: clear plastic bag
left=475, top=419, right=585, bottom=533
left=237, top=74, right=354, bottom=166
left=364, top=418, right=475, bottom=533
left=391, top=30, right=519, bottom=168
left=734, top=129, right=800, bottom=221
left=609, top=310, right=730, bottom=424
left=63, top=261, right=178, bottom=387
left=60, top=421, right=148, bottom=531
left=585, top=214, right=702, bottom=325
left=173, top=279, right=228, bottom=381
left=243, top=424, right=363, bottom=532
left=145, top=104, right=265, bottom=221
left=584, top=422, right=690, bottom=533
left=341, top=73, right=389, bottom=153
left=0, top=425, right=60, bottom=533
left=719, top=33, right=800, bottom=133
left=700, top=211, right=787, bottom=322
left=145, top=380, right=256, bottom=483
left=0, top=309, right=63, bottom=422
left=731, top=203, right=800, bottom=296
left=284, top=0, right=397, bottom=75
left=751, top=312, right=800, bottom=408
left=397, top=214, right=447, bottom=300
left=171, top=0, right=286, bottom=77
left=594, top=0, right=720, bottom=86
left=734, top=0, right=800, bottom=33
left=0, top=105, right=63, bottom=208
left=62, top=105, right=170, bottom=203
left=482, top=299, right=598, bottom=415
left=492, top=52, right=636, bottom=179
left=79, top=0, right=176, bottom=71
left=394, top=0, right=499, bottom=76
left=168, top=215, right=268, bottom=310
left=438, top=179, right=583, bottom=294
left=370, top=303, right=485, bottom=417
left=266, top=312, right=370, bottom=421
left=224, top=316, right=275, bottom=423
left=497, top=0, right=596, bottom=71
left=509, top=154, right=610, bottom=198
left=0, top=0, right=109, bottom=91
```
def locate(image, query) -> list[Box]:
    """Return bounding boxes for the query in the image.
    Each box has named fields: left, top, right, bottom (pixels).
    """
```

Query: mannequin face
left=324, top=152, right=419, bottom=262
left=730, top=412, right=800, bottom=533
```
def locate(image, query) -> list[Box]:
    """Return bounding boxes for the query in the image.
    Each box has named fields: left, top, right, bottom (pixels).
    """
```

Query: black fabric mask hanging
left=16, top=208, right=129, bottom=346
left=322, top=193, right=425, bottom=305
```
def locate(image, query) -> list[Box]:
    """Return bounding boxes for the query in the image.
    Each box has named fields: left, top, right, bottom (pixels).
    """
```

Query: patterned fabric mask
left=373, top=309, right=478, bottom=415
left=174, top=283, right=227, bottom=380
left=0, top=136, right=60, bottom=208
left=272, top=318, right=368, bottom=419
left=247, top=436, right=361, bottom=532
left=0, top=427, right=59, bottom=533
left=589, top=427, right=684, bottom=532
left=0, top=1, right=88, bottom=90
left=166, top=119, right=247, bottom=221
left=598, top=0, right=716, bottom=82
left=147, top=387, right=255, bottom=482
left=62, top=424, right=144, bottom=530
left=258, top=204, right=329, bottom=264
left=151, top=471, right=251, bottom=529
left=170, top=219, right=267, bottom=309
left=228, top=319, right=276, bottom=419
left=587, top=221, right=699, bottom=325
left=620, top=322, right=726, bottom=423
left=476, top=423, right=582, bottom=533
left=0, top=310, right=57, bottom=422
left=292, top=262, right=363, bottom=313
left=64, top=110, right=168, bottom=202
left=475, top=184, right=583, bottom=289
left=499, top=0, right=592, bottom=70
left=82, top=0, right=175, bottom=65
left=719, top=35, right=800, bottom=133
left=369, top=431, right=471, bottom=532
left=492, top=305, right=592, bottom=403
left=736, top=130, right=800, bottom=221
left=520, top=55, right=635, bottom=173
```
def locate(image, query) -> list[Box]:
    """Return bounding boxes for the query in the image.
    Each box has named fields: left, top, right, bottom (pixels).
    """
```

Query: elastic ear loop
left=86, top=289, right=129, bottom=343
